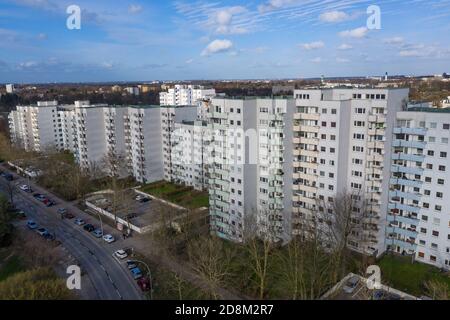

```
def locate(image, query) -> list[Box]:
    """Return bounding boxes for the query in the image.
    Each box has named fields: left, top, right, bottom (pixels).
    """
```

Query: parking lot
left=85, top=189, right=186, bottom=234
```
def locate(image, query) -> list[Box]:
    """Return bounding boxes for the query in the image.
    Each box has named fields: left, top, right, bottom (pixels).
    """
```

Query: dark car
left=43, top=199, right=55, bottom=207
left=4, top=173, right=13, bottom=181
left=64, top=213, right=75, bottom=219
left=43, top=233, right=55, bottom=241
left=83, top=224, right=95, bottom=232
left=140, top=198, right=151, bottom=203
left=126, top=260, right=137, bottom=270
left=137, top=277, right=151, bottom=292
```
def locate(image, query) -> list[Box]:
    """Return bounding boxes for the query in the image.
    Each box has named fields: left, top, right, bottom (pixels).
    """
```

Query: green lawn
left=0, top=254, right=25, bottom=282
left=140, top=181, right=209, bottom=210
left=378, top=254, right=450, bottom=296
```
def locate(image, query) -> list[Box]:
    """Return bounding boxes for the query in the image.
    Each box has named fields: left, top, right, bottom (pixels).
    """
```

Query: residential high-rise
left=159, top=85, right=216, bottom=106
left=387, top=107, right=450, bottom=269
left=292, top=88, right=409, bottom=256
left=207, top=97, right=295, bottom=242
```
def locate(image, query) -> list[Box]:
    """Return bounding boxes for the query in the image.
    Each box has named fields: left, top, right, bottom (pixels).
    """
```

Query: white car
left=114, top=249, right=128, bottom=259
left=19, top=184, right=32, bottom=192
left=103, top=234, right=115, bottom=244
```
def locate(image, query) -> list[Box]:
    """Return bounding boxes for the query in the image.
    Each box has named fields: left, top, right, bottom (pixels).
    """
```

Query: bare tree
left=187, top=236, right=235, bottom=300
left=425, top=279, right=449, bottom=300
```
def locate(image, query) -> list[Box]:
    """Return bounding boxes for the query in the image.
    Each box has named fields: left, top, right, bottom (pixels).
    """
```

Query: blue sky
left=0, top=0, right=449, bottom=83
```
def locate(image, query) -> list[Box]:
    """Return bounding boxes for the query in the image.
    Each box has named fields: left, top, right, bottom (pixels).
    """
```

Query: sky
left=0, top=0, right=449, bottom=83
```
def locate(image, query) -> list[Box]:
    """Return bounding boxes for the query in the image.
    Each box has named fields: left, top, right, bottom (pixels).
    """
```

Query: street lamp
left=131, top=259, right=153, bottom=300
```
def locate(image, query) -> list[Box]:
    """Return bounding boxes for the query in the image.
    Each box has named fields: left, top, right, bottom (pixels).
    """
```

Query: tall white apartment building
left=292, top=88, right=409, bottom=257
left=6, top=84, right=15, bottom=94
left=170, top=120, right=209, bottom=191
left=8, top=101, right=64, bottom=152
left=207, top=97, right=295, bottom=242
left=387, top=107, right=450, bottom=269
left=159, top=85, right=216, bottom=106
left=124, top=106, right=165, bottom=183
left=160, top=106, right=198, bottom=182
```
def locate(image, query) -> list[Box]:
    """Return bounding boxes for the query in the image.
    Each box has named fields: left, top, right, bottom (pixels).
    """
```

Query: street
left=0, top=165, right=143, bottom=300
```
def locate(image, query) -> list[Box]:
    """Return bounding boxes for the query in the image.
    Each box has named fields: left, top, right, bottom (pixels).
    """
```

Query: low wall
left=85, top=200, right=156, bottom=234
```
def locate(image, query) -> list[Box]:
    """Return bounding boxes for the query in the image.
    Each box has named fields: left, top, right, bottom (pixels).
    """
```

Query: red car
left=137, top=277, right=151, bottom=292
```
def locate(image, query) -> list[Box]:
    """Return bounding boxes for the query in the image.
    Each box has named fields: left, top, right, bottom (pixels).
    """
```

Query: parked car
left=64, top=213, right=75, bottom=219
left=92, top=229, right=103, bottom=238
left=114, top=249, right=128, bottom=260
left=343, top=276, right=360, bottom=294
left=140, top=198, right=151, bottom=203
left=137, top=277, right=151, bottom=292
left=130, top=267, right=143, bottom=280
left=103, top=234, right=115, bottom=243
left=126, top=260, right=137, bottom=270
left=83, top=224, right=95, bottom=232
left=43, top=233, right=55, bottom=241
left=3, top=173, right=13, bottom=181
left=34, top=194, right=46, bottom=202
left=57, top=208, right=67, bottom=215
left=19, top=184, right=33, bottom=193
left=16, top=210, right=27, bottom=219
left=27, top=220, right=38, bottom=230
left=43, top=199, right=55, bottom=207
left=36, top=228, right=49, bottom=237
left=74, top=218, right=85, bottom=226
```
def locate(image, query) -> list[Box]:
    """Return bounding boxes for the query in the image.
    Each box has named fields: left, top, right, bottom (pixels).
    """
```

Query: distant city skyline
left=1, top=0, right=449, bottom=83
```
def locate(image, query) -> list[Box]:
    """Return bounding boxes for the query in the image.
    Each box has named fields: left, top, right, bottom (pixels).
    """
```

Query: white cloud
left=399, top=50, right=423, bottom=57
left=201, top=39, right=233, bottom=56
left=185, top=59, right=194, bottom=64
left=384, top=37, right=404, bottom=45
left=339, top=27, right=368, bottom=38
left=338, top=43, right=352, bottom=50
left=336, top=57, right=350, bottom=63
left=310, top=57, right=322, bottom=63
left=258, top=0, right=297, bottom=13
left=300, top=41, right=325, bottom=50
left=212, top=6, right=248, bottom=34
left=128, top=4, right=143, bottom=14
left=319, top=11, right=349, bottom=23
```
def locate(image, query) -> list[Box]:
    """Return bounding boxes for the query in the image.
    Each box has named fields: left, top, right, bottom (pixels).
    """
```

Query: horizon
left=1, top=0, right=450, bottom=83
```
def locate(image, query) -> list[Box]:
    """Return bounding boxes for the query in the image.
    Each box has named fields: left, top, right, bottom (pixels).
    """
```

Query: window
left=443, top=124, right=450, bottom=130
left=435, top=205, right=442, bottom=212
left=428, top=150, right=434, bottom=156
left=429, top=137, right=436, bottom=143
left=440, top=152, right=447, bottom=158
left=331, top=122, right=336, bottom=128
left=436, top=192, right=443, bottom=198
left=438, top=179, right=445, bottom=185
left=442, top=138, right=449, bottom=144
left=432, top=231, right=439, bottom=237
left=439, top=165, right=446, bottom=172
left=430, top=122, right=437, bottom=129
left=331, top=109, right=337, bottom=114
left=330, top=135, right=336, bottom=141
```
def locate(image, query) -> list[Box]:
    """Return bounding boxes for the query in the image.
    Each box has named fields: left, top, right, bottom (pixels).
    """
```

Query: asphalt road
left=0, top=168, right=143, bottom=300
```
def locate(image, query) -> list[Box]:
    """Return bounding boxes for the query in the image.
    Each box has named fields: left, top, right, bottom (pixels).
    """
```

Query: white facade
left=207, top=97, right=295, bottom=242
left=8, top=101, right=64, bottom=152
left=170, top=120, right=209, bottom=191
left=6, top=84, right=15, bottom=94
left=292, top=88, right=409, bottom=256
left=159, top=85, right=216, bottom=106
left=387, top=108, right=450, bottom=269
left=125, top=87, right=140, bottom=96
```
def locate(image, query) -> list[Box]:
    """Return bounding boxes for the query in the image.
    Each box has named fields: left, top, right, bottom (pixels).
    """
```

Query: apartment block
left=292, top=88, right=409, bottom=256
left=170, top=120, right=209, bottom=191
left=8, top=101, right=64, bottom=152
left=387, top=107, right=450, bottom=269
left=159, top=85, right=216, bottom=106
left=207, top=97, right=295, bottom=242
left=160, top=106, right=198, bottom=182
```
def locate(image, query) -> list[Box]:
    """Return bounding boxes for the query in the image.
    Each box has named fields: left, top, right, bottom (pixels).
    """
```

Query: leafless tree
left=425, top=279, right=449, bottom=300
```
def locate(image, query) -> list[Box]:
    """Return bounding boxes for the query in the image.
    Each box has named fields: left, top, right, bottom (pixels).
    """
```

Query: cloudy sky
left=0, top=0, right=449, bottom=83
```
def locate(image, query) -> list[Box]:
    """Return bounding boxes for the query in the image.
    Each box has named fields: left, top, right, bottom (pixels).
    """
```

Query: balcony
left=367, top=141, right=385, bottom=149
left=390, top=178, right=422, bottom=188
left=387, top=238, right=417, bottom=251
left=386, top=226, right=418, bottom=239
left=368, top=115, right=386, bottom=123
left=299, top=150, right=319, bottom=158
left=387, top=213, right=419, bottom=225
left=391, top=165, right=424, bottom=175
left=393, top=127, right=427, bottom=136
left=295, top=113, right=320, bottom=121
left=393, top=140, right=426, bottom=149
left=388, top=202, right=420, bottom=214
left=293, top=194, right=316, bottom=205
left=389, top=190, right=421, bottom=202
left=299, top=125, right=320, bottom=133
left=392, top=153, right=425, bottom=162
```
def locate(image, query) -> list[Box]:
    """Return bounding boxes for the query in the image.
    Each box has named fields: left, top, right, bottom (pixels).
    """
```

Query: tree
left=187, top=236, right=235, bottom=300
left=0, top=267, right=74, bottom=300
left=0, top=195, right=14, bottom=247
left=425, top=279, right=449, bottom=300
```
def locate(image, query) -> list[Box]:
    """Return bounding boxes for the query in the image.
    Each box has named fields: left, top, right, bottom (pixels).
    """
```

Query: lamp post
left=132, top=259, right=153, bottom=300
